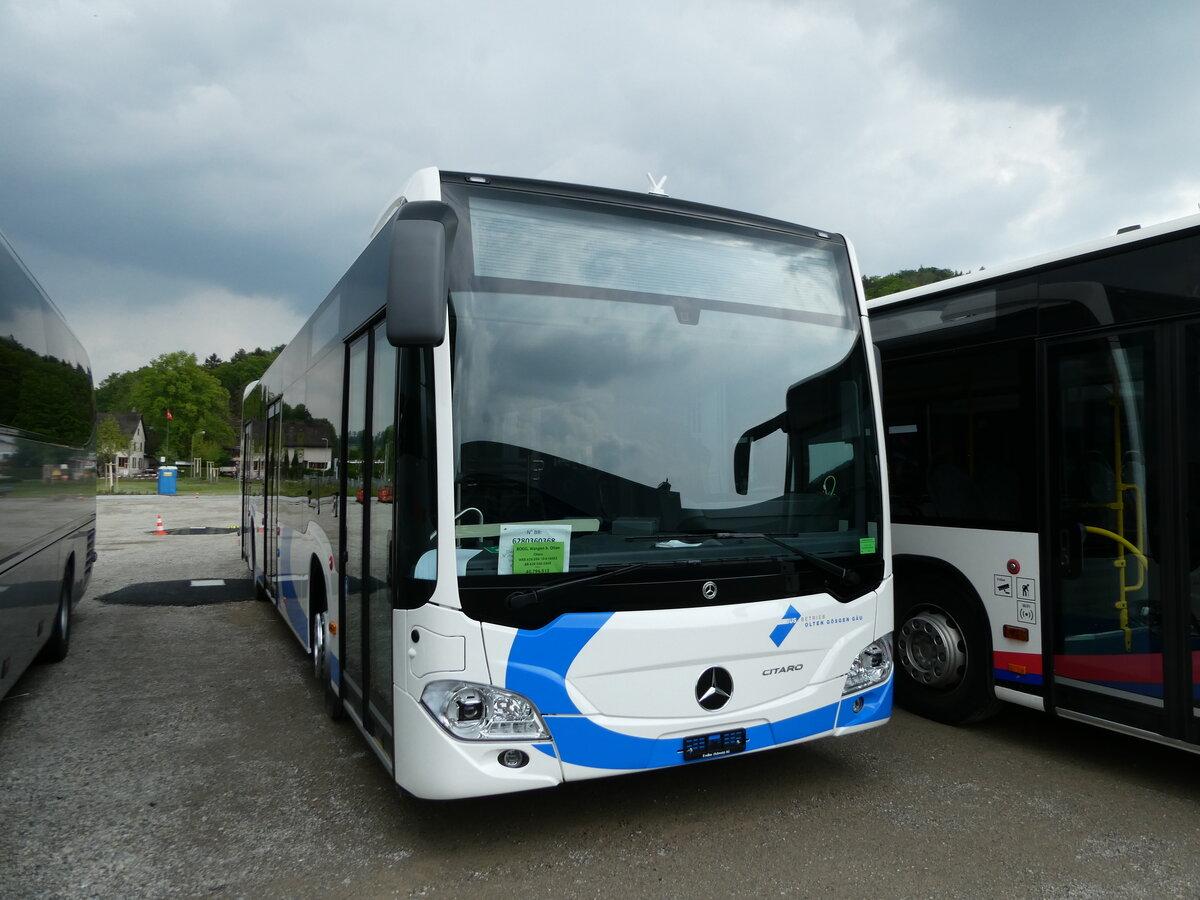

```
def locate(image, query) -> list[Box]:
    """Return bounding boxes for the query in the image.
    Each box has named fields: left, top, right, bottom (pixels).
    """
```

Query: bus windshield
left=444, top=189, right=882, bottom=612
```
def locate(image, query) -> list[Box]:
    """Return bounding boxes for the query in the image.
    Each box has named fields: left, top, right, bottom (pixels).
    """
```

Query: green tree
left=862, top=266, right=960, bottom=300
left=95, top=344, right=285, bottom=464
left=132, top=351, right=234, bottom=461
left=96, top=414, right=126, bottom=466
left=95, top=368, right=146, bottom=413
left=0, top=336, right=93, bottom=446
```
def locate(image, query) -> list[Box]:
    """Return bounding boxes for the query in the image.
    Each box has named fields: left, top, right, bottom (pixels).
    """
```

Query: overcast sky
left=3, top=0, right=1198, bottom=383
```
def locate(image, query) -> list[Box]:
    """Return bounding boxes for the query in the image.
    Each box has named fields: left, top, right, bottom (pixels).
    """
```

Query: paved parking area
left=2, top=495, right=1199, bottom=898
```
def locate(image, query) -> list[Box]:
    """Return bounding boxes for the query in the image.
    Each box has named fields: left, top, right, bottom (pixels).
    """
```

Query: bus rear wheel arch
left=894, top=564, right=998, bottom=724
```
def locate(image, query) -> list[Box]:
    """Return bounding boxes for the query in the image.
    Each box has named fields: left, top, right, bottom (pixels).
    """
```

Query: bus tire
left=39, top=570, right=73, bottom=663
left=894, top=572, right=998, bottom=724
left=251, top=522, right=269, bottom=601
left=309, top=564, right=345, bottom=721
left=311, top=609, right=330, bottom=682
left=314, top=613, right=345, bottom=721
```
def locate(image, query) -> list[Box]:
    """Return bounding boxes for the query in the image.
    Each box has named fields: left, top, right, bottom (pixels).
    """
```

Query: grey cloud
left=1, top=0, right=1197, bottom=381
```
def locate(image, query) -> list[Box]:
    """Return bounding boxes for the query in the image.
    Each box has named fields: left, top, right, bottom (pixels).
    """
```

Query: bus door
left=340, top=323, right=397, bottom=765
left=1047, top=328, right=1196, bottom=745
left=1183, top=324, right=1200, bottom=746
left=265, top=398, right=282, bottom=596
left=241, top=419, right=254, bottom=566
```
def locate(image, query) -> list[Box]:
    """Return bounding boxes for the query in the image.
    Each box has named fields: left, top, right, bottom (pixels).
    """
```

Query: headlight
left=842, top=635, right=893, bottom=695
left=420, top=680, right=550, bottom=741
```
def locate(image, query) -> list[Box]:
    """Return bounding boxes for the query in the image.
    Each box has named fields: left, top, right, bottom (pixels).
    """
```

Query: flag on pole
left=166, top=409, right=173, bottom=420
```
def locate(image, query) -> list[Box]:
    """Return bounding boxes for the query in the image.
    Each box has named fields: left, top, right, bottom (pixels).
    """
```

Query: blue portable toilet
left=157, top=465, right=178, bottom=495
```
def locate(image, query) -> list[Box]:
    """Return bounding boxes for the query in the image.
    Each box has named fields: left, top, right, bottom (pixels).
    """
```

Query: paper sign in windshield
left=499, top=524, right=572, bottom=575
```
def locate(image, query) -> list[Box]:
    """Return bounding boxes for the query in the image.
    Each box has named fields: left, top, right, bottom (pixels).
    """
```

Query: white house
left=111, top=413, right=147, bottom=476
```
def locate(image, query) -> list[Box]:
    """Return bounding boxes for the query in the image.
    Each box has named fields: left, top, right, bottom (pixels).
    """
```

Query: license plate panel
left=682, top=728, right=747, bottom=762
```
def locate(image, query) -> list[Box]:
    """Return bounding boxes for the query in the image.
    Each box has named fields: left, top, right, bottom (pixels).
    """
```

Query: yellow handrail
left=1083, top=524, right=1146, bottom=651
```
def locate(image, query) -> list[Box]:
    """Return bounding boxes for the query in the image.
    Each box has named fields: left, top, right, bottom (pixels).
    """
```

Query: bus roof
left=870, top=210, right=1200, bottom=311
left=369, top=167, right=848, bottom=245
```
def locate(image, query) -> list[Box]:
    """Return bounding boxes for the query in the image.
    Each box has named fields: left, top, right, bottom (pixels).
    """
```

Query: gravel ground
left=2, top=494, right=1199, bottom=899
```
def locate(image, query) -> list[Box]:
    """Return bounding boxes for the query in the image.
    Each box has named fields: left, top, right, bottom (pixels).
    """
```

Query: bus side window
left=883, top=343, right=1033, bottom=529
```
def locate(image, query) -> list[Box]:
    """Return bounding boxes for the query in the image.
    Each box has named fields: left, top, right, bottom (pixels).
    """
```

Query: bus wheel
left=39, top=573, right=72, bottom=663
left=311, top=610, right=329, bottom=682
left=251, top=524, right=268, bottom=601
left=312, top=613, right=345, bottom=721
left=312, top=613, right=345, bottom=719
left=309, top=570, right=345, bottom=721
left=894, top=576, right=997, bottom=724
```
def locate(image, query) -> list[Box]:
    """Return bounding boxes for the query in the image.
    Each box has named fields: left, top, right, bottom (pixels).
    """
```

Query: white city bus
left=0, top=228, right=96, bottom=700
left=871, top=213, right=1200, bottom=753
left=242, top=168, right=893, bottom=799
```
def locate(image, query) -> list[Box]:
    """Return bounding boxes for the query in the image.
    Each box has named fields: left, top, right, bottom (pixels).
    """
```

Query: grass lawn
left=98, top=475, right=243, bottom=496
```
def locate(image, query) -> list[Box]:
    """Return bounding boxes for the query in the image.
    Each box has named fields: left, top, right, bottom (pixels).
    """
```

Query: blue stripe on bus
left=835, top=677, right=893, bottom=729
left=530, top=681, right=891, bottom=771
left=506, top=613, right=892, bottom=771
left=505, top=612, right=613, bottom=715
left=994, top=667, right=1044, bottom=686
left=277, top=574, right=308, bottom=643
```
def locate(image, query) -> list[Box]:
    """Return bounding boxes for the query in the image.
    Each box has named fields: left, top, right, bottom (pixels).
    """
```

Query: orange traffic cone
left=154, top=514, right=167, bottom=536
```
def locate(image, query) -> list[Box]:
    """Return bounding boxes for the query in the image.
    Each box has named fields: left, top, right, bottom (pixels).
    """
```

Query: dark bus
left=0, top=228, right=96, bottom=700
left=871, top=212, right=1200, bottom=753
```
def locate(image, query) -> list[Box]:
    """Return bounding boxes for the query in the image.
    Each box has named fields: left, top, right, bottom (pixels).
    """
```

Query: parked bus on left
left=0, top=227, right=96, bottom=700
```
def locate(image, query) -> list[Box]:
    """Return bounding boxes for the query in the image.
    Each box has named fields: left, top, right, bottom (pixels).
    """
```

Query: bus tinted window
left=883, top=342, right=1035, bottom=530
left=870, top=280, right=1037, bottom=353
left=1039, top=235, right=1200, bottom=334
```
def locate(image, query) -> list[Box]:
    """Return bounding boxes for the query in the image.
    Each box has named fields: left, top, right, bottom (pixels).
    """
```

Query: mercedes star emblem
left=695, top=666, right=734, bottom=710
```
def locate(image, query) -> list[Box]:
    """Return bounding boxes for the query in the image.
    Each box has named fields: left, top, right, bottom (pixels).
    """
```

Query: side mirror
left=386, top=201, right=458, bottom=347
left=733, top=412, right=785, bottom=495
left=733, top=435, right=752, bottom=495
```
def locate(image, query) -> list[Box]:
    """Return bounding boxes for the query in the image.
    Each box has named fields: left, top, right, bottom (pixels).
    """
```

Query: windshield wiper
left=715, top=532, right=862, bottom=589
left=504, top=563, right=647, bottom=613
left=625, top=531, right=861, bottom=590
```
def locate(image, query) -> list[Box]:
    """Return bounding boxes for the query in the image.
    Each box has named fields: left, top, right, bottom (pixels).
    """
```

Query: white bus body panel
left=370, top=166, right=443, bottom=238
left=392, top=581, right=892, bottom=799
left=276, top=500, right=320, bottom=644
left=893, top=523, right=1043, bottom=691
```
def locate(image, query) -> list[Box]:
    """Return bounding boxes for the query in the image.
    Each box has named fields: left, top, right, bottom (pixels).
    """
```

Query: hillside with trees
left=862, top=266, right=960, bottom=300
